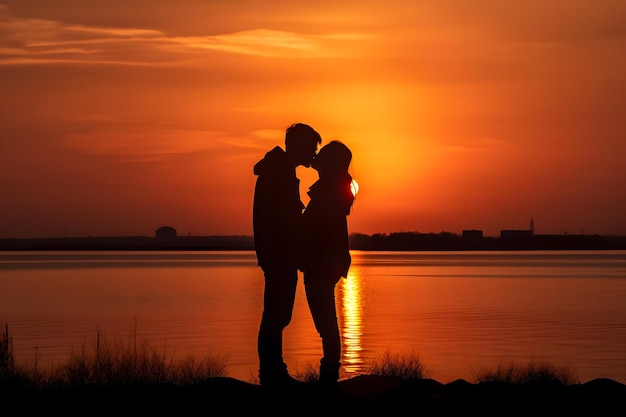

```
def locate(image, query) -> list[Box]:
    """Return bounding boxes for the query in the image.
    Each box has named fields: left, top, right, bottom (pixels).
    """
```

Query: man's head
left=285, top=123, right=322, bottom=168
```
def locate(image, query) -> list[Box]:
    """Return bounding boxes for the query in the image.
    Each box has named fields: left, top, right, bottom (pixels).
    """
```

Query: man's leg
left=258, top=268, right=298, bottom=385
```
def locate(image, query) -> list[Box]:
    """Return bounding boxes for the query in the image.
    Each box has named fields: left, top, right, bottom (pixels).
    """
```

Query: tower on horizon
left=530, top=217, right=535, bottom=235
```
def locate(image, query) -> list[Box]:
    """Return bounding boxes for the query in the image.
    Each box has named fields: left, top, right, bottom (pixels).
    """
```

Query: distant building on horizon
left=462, top=229, right=483, bottom=239
left=499, top=217, right=535, bottom=239
left=155, top=226, right=177, bottom=239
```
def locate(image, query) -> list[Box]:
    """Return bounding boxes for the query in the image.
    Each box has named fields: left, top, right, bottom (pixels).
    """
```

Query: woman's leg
left=305, top=273, right=341, bottom=382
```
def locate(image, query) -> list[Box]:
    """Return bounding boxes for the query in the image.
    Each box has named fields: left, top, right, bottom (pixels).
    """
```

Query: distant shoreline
left=2, top=232, right=626, bottom=251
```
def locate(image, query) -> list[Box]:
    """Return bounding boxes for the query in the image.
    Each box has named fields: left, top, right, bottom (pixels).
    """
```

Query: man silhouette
left=252, top=122, right=321, bottom=387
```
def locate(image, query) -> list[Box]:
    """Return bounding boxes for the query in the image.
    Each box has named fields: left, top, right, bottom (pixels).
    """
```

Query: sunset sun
left=350, top=179, right=359, bottom=197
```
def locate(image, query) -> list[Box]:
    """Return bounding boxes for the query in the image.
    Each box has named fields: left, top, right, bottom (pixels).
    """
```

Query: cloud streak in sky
left=0, top=6, right=370, bottom=66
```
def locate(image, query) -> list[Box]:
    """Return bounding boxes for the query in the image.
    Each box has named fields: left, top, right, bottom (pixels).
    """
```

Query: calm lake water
left=1, top=250, right=625, bottom=384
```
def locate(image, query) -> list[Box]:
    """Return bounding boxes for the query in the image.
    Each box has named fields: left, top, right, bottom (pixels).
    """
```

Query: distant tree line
left=2, top=231, right=626, bottom=251
left=348, top=231, right=626, bottom=251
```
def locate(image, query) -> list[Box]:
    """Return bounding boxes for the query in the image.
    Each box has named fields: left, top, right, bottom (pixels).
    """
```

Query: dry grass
left=1, top=324, right=228, bottom=388
left=2, top=324, right=580, bottom=388
left=366, top=349, right=433, bottom=380
left=289, top=361, right=317, bottom=383
left=361, top=349, right=577, bottom=385
left=1, top=323, right=33, bottom=386
left=473, top=358, right=579, bottom=385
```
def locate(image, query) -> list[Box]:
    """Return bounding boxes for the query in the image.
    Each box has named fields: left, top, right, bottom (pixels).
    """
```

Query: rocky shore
left=6, top=375, right=625, bottom=415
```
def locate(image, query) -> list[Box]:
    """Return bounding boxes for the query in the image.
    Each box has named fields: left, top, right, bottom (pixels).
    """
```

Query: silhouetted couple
left=252, top=123, right=355, bottom=388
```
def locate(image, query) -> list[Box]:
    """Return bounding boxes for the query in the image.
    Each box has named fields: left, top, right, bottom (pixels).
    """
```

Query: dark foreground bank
left=4, top=375, right=625, bottom=415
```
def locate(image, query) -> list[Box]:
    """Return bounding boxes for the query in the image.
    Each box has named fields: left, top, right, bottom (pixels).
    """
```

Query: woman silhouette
left=299, top=140, right=355, bottom=385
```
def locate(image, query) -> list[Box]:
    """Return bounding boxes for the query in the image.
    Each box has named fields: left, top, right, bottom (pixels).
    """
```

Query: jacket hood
left=253, top=146, right=285, bottom=176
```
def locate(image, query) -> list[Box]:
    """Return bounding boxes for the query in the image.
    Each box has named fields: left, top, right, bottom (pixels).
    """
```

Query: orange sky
left=1, top=0, right=625, bottom=239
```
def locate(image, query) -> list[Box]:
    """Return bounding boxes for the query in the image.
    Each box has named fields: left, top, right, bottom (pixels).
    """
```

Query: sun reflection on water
left=338, top=266, right=364, bottom=376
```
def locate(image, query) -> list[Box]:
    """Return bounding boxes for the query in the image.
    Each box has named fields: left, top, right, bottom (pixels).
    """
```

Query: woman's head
left=312, top=140, right=352, bottom=175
